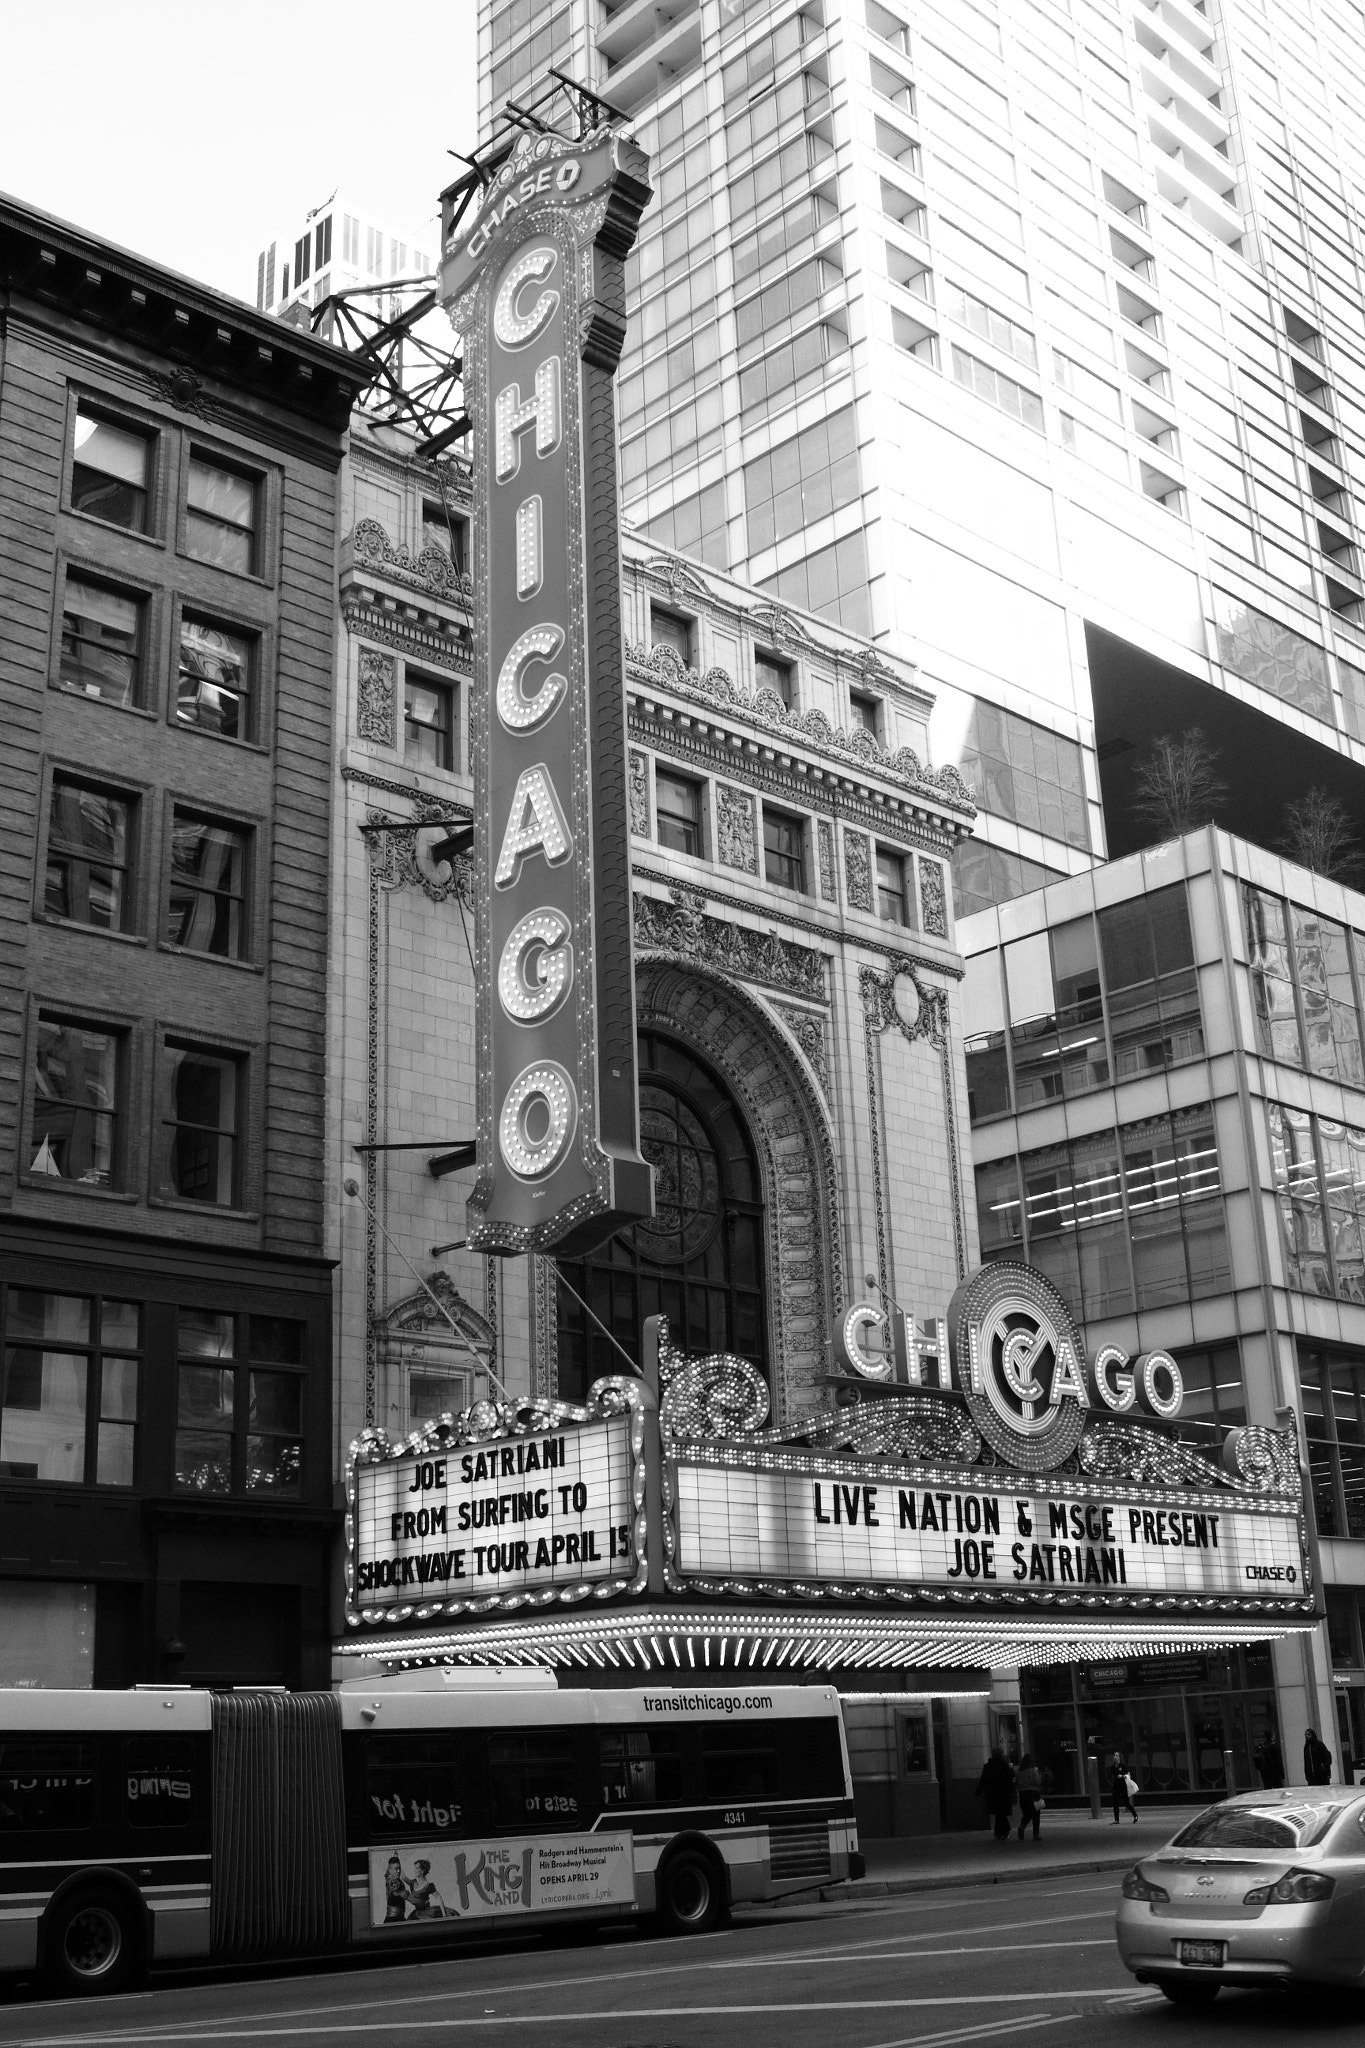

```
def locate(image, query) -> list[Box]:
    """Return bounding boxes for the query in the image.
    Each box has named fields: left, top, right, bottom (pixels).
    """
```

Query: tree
left=1279, top=786, right=1364, bottom=883
left=1130, top=727, right=1228, bottom=839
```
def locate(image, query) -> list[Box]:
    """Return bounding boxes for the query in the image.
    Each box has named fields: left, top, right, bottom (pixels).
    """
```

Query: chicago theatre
left=327, top=120, right=1322, bottom=1839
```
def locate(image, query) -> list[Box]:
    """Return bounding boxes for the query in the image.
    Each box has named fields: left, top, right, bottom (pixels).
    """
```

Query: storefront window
left=174, top=1310, right=304, bottom=1497
left=1027, top=1654, right=1279, bottom=1802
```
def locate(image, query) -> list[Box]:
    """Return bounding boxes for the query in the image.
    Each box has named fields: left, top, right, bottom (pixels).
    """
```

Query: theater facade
left=324, top=127, right=1320, bottom=1834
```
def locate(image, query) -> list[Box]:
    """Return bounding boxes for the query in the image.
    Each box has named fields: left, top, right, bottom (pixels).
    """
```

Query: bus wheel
left=657, top=1849, right=722, bottom=1935
left=46, top=1889, right=140, bottom=1996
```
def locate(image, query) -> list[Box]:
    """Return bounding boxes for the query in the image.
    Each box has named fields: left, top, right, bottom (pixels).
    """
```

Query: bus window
left=0, top=1740, right=96, bottom=1831
left=599, top=1728, right=684, bottom=1807
left=124, top=1739, right=196, bottom=1828
left=780, top=1718, right=847, bottom=1798
left=487, top=1733, right=582, bottom=1829
left=701, top=1727, right=778, bottom=1802
left=365, top=1735, right=465, bottom=1840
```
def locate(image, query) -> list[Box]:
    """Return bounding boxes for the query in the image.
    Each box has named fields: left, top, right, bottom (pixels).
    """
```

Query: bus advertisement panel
left=371, top=1834, right=635, bottom=1927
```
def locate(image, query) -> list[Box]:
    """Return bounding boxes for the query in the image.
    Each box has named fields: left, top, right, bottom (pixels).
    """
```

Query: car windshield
left=1172, top=1802, right=1348, bottom=1852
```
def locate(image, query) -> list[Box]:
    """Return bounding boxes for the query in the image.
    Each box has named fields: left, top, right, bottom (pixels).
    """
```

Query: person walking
left=1015, top=1752, right=1043, bottom=1841
left=1304, top=1727, right=1334, bottom=1785
left=1256, top=1735, right=1285, bottom=1789
left=1110, top=1749, right=1138, bottom=1823
left=975, top=1745, right=1016, bottom=1843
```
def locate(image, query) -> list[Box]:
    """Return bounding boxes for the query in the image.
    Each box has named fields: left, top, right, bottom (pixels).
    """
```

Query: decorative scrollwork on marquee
left=1078, top=1418, right=1300, bottom=1497
left=804, top=1394, right=983, bottom=1465
left=656, top=1316, right=773, bottom=1442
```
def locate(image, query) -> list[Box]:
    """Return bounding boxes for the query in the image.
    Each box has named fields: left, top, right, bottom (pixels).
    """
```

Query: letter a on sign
left=441, top=126, right=655, bottom=1254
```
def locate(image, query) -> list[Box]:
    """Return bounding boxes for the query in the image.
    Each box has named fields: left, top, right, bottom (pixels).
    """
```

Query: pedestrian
left=1304, top=1727, right=1333, bottom=1785
left=1110, top=1749, right=1138, bottom=1823
left=1015, top=1752, right=1043, bottom=1841
left=1257, top=1735, right=1285, bottom=1790
left=975, top=1744, right=1016, bottom=1843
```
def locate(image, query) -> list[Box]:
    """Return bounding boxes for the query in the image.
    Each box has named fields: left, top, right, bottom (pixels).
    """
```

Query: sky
left=0, top=1, right=479, bottom=306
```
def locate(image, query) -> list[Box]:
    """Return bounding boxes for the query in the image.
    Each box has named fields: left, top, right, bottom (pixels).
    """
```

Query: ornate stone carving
left=356, top=647, right=397, bottom=746
left=640, top=553, right=713, bottom=607
left=861, top=955, right=967, bottom=1294
left=844, top=827, right=873, bottom=911
left=775, top=1004, right=829, bottom=1090
left=634, top=886, right=826, bottom=1001
left=349, top=517, right=475, bottom=605
left=919, top=856, right=948, bottom=936
left=379, top=1270, right=492, bottom=1349
left=623, top=643, right=975, bottom=820
left=363, top=798, right=473, bottom=907
left=749, top=602, right=819, bottom=651
left=149, top=367, right=212, bottom=418
left=628, top=749, right=650, bottom=837
left=716, top=783, right=758, bottom=872
left=817, top=819, right=836, bottom=900
left=804, top=1393, right=982, bottom=1464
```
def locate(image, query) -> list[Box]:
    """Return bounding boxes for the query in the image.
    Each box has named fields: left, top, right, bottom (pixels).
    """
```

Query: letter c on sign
left=497, top=625, right=567, bottom=734
left=1090, top=1342, right=1136, bottom=1412
left=1137, top=1350, right=1184, bottom=1420
left=836, top=1303, right=892, bottom=1381
left=493, top=246, right=559, bottom=349
left=499, top=1062, right=577, bottom=1181
left=498, top=908, right=573, bottom=1025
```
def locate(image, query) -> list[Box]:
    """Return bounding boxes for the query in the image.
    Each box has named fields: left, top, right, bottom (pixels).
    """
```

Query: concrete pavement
left=818, top=1803, right=1188, bottom=1898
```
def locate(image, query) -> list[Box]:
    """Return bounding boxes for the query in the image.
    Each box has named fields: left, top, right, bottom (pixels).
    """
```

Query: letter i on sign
left=441, top=127, right=655, bottom=1256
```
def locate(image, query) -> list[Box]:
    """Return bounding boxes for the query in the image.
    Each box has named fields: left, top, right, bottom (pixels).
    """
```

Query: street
left=2, top=1873, right=1362, bottom=2048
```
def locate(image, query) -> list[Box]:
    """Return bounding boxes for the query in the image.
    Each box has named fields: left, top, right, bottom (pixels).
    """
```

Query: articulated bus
left=0, top=1670, right=861, bottom=1996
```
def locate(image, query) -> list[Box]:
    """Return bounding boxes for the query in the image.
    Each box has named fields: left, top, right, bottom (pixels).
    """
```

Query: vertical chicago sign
left=442, top=127, right=654, bottom=1253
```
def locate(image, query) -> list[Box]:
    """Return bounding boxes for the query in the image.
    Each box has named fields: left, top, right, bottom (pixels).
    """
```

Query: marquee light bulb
left=499, top=1062, right=577, bottom=1181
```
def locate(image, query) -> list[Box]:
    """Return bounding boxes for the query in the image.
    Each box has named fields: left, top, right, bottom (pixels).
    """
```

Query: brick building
left=0, top=194, right=367, bottom=1688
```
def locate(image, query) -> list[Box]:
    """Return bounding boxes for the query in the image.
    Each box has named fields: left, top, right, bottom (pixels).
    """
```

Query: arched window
left=555, top=1030, right=767, bottom=1401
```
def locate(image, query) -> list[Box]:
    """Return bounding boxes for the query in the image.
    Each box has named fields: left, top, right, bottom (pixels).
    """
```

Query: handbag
left=1037, top=1796, right=1046, bottom=1811
left=1124, top=1774, right=1139, bottom=1799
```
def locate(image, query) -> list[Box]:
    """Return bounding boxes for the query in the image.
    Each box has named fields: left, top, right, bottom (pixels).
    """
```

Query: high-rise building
left=477, top=0, right=1365, bottom=922
left=254, top=192, right=438, bottom=320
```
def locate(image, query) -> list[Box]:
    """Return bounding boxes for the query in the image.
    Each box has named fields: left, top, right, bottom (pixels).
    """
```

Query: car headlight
left=1243, top=1868, right=1336, bottom=1904
left=1122, top=1866, right=1170, bottom=1902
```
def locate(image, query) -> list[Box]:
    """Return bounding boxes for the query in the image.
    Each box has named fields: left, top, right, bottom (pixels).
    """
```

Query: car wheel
left=1155, top=1975, right=1220, bottom=2006
left=657, top=1848, right=722, bottom=1935
left=45, top=1889, right=140, bottom=1997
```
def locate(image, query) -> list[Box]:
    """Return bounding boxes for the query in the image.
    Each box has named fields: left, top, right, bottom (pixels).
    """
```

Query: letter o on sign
left=1138, top=1349, right=1184, bottom=1420
left=499, top=1062, right=577, bottom=1181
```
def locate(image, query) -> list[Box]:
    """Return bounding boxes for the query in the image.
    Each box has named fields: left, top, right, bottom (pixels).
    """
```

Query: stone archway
left=627, top=959, right=842, bottom=1431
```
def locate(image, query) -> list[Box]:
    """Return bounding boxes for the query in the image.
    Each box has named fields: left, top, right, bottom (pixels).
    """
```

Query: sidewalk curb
left=808, top=1852, right=1144, bottom=1902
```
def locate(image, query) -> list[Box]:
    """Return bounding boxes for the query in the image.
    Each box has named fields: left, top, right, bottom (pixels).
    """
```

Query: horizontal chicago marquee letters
left=442, top=127, right=655, bottom=1254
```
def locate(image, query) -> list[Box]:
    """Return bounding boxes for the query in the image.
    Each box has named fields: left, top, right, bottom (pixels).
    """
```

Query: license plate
left=1178, top=1941, right=1225, bottom=1967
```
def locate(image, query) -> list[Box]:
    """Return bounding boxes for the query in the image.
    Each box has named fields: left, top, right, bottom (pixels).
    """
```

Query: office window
left=743, top=407, right=861, bottom=554
left=421, top=504, right=468, bottom=574
left=45, top=780, right=132, bottom=932
left=763, top=807, right=807, bottom=892
left=70, top=408, right=151, bottom=532
left=404, top=676, right=455, bottom=772
left=963, top=951, right=1009, bottom=1121
left=1294, top=906, right=1364, bottom=1085
left=1173, top=1343, right=1246, bottom=1435
left=315, top=215, right=332, bottom=268
left=876, top=847, right=910, bottom=924
left=1299, top=1347, right=1365, bottom=1541
left=293, top=235, right=310, bottom=286
left=975, top=1155, right=1023, bottom=1257
left=1004, top=920, right=1108, bottom=1109
left=158, top=1045, right=240, bottom=1207
left=955, top=700, right=1088, bottom=850
left=0, top=1291, right=139, bottom=1487
left=60, top=576, right=143, bottom=707
left=850, top=691, right=881, bottom=739
left=166, top=813, right=248, bottom=959
left=650, top=606, right=694, bottom=663
left=759, top=532, right=871, bottom=637
left=185, top=457, right=258, bottom=575
left=942, top=282, right=1037, bottom=370
left=1245, top=886, right=1300, bottom=1066
left=755, top=651, right=793, bottom=706
left=1098, top=886, right=1203, bottom=1078
left=29, top=1017, right=119, bottom=1188
left=952, top=842, right=1065, bottom=917
left=655, top=770, right=704, bottom=857
left=951, top=346, right=1045, bottom=430
left=174, top=1311, right=303, bottom=1497
left=176, top=617, right=253, bottom=739
left=638, top=482, right=728, bottom=572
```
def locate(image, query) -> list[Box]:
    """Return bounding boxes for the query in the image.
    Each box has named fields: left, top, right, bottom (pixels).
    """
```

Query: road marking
left=784, top=1909, right=1115, bottom=1958
left=26, top=1990, right=1162, bottom=2046
left=718, top=1938, right=1115, bottom=1965
left=858, top=2013, right=1069, bottom=2048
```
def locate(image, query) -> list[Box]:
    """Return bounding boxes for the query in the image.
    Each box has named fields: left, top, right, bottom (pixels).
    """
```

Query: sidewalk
left=813, top=1805, right=1187, bottom=1901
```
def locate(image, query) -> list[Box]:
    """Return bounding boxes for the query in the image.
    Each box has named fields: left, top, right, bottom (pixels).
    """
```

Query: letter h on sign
left=441, top=128, right=655, bottom=1255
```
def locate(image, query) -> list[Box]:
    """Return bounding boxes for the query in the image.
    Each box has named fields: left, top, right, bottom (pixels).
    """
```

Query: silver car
left=1116, top=1786, right=1365, bottom=2005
